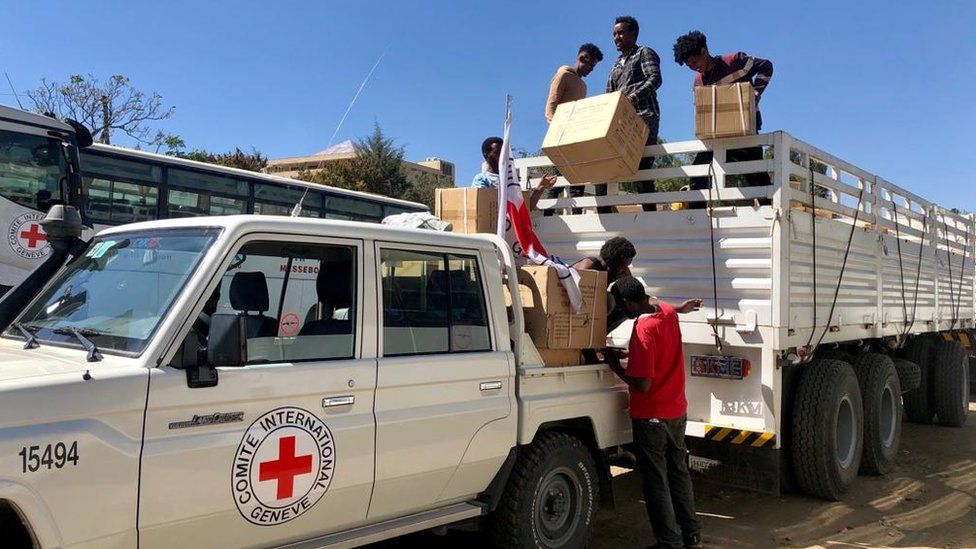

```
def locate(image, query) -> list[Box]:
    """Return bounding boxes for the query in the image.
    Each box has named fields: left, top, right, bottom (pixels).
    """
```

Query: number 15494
left=18, top=442, right=79, bottom=473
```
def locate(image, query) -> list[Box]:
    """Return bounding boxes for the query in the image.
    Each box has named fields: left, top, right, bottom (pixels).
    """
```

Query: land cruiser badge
left=232, top=407, right=336, bottom=525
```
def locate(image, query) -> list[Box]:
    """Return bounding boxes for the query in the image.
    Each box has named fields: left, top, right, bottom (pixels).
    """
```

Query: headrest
left=316, top=261, right=353, bottom=307
left=427, top=270, right=470, bottom=308
left=230, top=271, right=270, bottom=312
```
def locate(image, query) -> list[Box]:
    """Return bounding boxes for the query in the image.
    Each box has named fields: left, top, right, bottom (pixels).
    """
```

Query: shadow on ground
left=372, top=398, right=976, bottom=548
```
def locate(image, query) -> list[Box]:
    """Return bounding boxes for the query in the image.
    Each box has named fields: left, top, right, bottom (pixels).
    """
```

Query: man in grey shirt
left=607, top=15, right=662, bottom=212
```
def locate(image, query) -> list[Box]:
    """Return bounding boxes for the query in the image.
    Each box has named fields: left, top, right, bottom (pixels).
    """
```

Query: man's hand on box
left=538, top=174, right=557, bottom=192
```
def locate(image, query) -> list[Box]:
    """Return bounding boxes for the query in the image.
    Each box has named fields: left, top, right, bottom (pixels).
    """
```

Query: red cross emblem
left=20, top=224, right=47, bottom=249
left=258, top=436, right=313, bottom=500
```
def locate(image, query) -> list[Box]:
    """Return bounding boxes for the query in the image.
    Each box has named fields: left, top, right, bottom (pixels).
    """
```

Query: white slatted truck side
left=0, top=214, right=629, bottom=548
left=516, top=130, right=974, bottom=500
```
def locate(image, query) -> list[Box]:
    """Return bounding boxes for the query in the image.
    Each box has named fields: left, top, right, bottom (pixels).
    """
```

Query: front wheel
left=491, top=432, right=599, bottom=549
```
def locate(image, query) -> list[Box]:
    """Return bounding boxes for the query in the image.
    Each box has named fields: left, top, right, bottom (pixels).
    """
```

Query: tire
left=893, top=359, right=921, bottom=393
left=932, top=339, right=970, bottom=428
left=970, top=358, right=976, bottom=395
left=901, top=336, right=936, bottom=424
left=491, top=432, right=599, bottom=549
left=791, top=359, right=864, bottom=500
left=816, top=349, right=855, bottom=365
left=852, top=353, right=902, bottom=475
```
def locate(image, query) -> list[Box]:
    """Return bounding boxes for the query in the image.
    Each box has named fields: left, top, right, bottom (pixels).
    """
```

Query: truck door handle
left=480, top=381, right=503, bottom=392
left=322, top=395, right=355, bottom=408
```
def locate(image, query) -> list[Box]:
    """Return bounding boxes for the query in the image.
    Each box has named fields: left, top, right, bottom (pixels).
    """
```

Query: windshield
left=7, top=228, right=220, bottom=355
left=0, top=129, right=68, bottom=211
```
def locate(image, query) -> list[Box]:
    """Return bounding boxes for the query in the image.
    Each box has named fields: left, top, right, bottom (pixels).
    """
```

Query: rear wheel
left=932, top=339, right=970, bottom=427
left=491, top=432, right=599, bottom=549
left=791, top=359, right=864, bottom=500
left=901, top=337, right=936, bottom=424
left=852, top=353, right=902, bottom=475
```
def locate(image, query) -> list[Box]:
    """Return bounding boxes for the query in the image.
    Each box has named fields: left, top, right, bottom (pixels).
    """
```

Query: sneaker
left=684, top=533, right=703, bottom=548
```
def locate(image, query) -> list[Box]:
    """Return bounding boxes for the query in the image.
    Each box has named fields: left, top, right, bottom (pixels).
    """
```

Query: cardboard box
left=538, top=348, right=582, bottom=367
left=695, top=82, right=757, bottom=140
left=505, top=266, right=608, bottom=349
left=542, top=92, right=649, bottom=186
left=435, top=187, right=532, bottom=234
left=435, top=188, right=497, bottom=234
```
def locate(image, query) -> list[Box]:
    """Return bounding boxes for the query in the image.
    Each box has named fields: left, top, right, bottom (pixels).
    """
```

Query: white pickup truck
left=0, top=214, right=630, bottom=549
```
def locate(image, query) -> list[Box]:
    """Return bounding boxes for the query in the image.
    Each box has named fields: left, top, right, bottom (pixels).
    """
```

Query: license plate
left=690, top=355, right=747, bottom=380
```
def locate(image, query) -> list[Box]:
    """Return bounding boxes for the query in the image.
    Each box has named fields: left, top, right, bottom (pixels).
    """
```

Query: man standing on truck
left=543, top=43, right=604, bottom=216
left=604, top=276, right=703, bottom=549
left=673, top=30, right=774, bottom=200
left=607, top=15, right=661, bottom=213
left=472, top=136, right=554, bottom=210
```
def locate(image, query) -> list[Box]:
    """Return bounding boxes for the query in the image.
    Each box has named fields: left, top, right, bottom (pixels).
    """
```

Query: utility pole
left=100, top=95, right=111, bottom=144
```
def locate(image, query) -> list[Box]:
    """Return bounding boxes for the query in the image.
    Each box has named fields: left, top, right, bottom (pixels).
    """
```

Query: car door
left=138, top=234, right=378, bottom=549
left=368, top=244, right=516, bottom=520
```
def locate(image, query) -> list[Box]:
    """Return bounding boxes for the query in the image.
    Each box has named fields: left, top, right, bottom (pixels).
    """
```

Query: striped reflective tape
left=703, top=425, right=776, bottom=447
left=940, top=330, right=974, bottom=350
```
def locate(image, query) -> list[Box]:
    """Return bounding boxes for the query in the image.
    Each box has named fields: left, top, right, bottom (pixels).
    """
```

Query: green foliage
left=295, top=124, right=444, bottom=207
left=402, top=173, right=453, bottom=210
left=164, top=139, right=268, bottom=172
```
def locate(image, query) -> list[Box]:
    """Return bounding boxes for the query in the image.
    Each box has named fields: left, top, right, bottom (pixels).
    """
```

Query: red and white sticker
left=232, top=407, right=335, bottom=526
left=279, top=312, right=301, bottom=337
left=8, top=212, right=50, bottom=260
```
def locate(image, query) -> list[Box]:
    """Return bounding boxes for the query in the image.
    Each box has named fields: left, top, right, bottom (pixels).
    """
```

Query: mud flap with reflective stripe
left=702, top=425, right=777, bottom=448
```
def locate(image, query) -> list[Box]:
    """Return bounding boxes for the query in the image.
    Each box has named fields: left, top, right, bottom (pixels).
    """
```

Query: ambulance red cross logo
left=8, top=212, right=50, bottom=259
left=232, top=406, right=336, bottom=526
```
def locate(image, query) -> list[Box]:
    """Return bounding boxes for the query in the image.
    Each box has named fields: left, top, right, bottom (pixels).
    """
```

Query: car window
left=181, top=241, right=358, bottom=365
left=380, top=248, right=491, bottom=356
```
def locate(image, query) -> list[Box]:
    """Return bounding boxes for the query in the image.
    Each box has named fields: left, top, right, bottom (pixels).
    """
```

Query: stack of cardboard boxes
left=504, top=266, right=607, bottom=367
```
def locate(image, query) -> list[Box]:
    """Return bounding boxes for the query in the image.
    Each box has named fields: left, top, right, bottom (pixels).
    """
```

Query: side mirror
left=208, top=309, right=248, bottom=367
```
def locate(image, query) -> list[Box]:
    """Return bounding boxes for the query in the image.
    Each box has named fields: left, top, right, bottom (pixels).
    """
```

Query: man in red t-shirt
left=605, top=276, right=703, bottom=548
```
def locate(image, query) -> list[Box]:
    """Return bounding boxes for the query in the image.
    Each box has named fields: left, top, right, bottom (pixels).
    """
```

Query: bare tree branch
left=24, top=73, right=174, bottom=146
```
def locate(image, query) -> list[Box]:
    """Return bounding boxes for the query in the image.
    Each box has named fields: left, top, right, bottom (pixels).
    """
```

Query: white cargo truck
left=516, top=130, right=974, bottom=499
left=0, top=214, right=630, bottom=548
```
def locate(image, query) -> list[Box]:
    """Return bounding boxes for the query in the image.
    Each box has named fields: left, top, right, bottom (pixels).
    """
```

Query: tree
left=164, top=139, right=268, bottom=172
left=402, top=172, right=452, bottom=210
left=26, top=74, right=175, bottom=147
left=296, top=124, right=411, bottom=197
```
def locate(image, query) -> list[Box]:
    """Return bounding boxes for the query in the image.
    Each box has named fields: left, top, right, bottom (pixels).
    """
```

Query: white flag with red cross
left=496, top=96, right=583, bottom=313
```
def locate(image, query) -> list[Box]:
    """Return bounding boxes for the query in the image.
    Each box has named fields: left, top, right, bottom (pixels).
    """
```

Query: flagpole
left=497, top=95, right=512, bottom=240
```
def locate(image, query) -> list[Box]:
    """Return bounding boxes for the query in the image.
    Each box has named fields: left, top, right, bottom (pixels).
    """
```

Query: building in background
left=266, top=141, right=455, bottom=186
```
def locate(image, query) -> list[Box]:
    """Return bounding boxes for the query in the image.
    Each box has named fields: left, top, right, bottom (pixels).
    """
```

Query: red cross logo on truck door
left=232, top=407, right=336, bottom=526
left=259, top=436, right=313, bottom=500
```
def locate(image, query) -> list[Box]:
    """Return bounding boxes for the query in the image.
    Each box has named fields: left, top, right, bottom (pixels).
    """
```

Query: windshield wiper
left=53, top=326, right=103, bottom=362
left=13, top=322, right=39, bottom=350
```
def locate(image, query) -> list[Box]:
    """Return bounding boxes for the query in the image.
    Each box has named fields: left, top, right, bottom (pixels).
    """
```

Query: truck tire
left=970, top=358, right=976, bottom=395
left=791, top=359, right=864, bottom=500
left=901, top=336, right=936, bottom=424
left=852, top=353, right=902, bottom=475
left=932, top=339, right=970, bottom=427
left=893, top=359, right=921, bottom=393
left=491, top=432, right=599, bottom=549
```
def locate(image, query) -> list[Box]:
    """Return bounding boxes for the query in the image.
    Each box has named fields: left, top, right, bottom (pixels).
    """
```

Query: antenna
left=314, top=44, right=392, bottom=172
left=4, top=72, right=25, bottom=109
left=290, top=187, right=309, bottom=217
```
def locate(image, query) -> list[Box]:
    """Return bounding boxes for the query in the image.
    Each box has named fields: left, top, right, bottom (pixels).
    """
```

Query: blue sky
left=4, top=1, right=974, bottom=211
